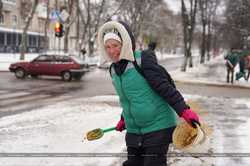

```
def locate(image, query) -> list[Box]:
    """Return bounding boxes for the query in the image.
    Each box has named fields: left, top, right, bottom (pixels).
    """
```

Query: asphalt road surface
left=1, top=56, right=250, bottom=118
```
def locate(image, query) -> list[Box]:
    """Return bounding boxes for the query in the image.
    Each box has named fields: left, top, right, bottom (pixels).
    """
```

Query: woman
left=97, top=21, right=200, bottom=166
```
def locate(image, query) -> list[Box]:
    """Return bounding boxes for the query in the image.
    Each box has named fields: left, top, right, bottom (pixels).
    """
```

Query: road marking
left=0, top=92, right=31, bottom=100
left=0, top=94, right=73, bottom=117
left=0, top=90, right=9, bottom=94
left=0, top=94, right=51, bottom=106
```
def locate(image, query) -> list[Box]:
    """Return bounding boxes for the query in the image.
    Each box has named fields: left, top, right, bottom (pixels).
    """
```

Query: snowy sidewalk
left=171, top=55, right=250, bottom=88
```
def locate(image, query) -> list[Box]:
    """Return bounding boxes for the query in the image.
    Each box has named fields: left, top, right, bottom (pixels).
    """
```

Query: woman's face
left=104, top=39, right=122, bottom=62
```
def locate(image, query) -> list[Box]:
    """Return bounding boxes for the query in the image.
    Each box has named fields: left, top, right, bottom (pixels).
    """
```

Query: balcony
left=3, top=0, right=16, bottom=5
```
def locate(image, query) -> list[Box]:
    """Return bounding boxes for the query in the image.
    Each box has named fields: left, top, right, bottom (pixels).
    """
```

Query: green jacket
left=238, top=50, right=250, bottom=58
left=225, top=51, right=239, bottom=66
left=110, top=51, right=178, bottom=134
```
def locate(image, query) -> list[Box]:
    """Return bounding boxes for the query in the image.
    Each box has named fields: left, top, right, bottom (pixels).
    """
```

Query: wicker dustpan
left=172, top=121, right=210, bottom=153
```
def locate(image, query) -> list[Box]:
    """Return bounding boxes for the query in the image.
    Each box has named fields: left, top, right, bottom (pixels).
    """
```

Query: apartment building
left=0, top=0, right=78, bottom=53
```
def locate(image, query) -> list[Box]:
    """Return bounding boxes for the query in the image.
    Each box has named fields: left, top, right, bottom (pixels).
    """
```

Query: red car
left=9, top=54, right=88, bottom=81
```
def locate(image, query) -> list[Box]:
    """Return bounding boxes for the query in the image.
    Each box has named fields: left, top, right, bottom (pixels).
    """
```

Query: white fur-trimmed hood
left=97, top=21, right=135, bottom=63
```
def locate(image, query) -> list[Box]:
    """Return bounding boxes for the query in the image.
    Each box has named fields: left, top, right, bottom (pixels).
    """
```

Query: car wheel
left=74, top=75, right=82, bottom=81
left=15, top=68, right=26, bottom=79
left=62, top=71, right=72, bottom=81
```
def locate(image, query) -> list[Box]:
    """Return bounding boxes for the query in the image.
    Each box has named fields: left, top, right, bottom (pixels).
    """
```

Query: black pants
left=239, top=57, right=245, bottom=73
left=123, top=127, right=175, bottom=166
left=123, top=145, right=169, bottom=166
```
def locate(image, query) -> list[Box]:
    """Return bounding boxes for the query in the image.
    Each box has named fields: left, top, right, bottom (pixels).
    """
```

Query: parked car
left=9, top=54, right=89, bottom=81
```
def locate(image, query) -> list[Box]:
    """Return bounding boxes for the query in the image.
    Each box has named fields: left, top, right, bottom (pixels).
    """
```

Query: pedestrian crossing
left=0, top=92, right=31, bottom=100
left=0, top=88, right=73, bottom=118
left=0, top=90, right=8, bottom=94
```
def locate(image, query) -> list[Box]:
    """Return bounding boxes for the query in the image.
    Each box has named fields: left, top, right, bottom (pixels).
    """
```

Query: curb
left=175, top=79, right=250, bottom=90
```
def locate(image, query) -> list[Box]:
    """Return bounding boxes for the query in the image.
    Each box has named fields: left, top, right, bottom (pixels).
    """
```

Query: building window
left=12, top=15, right=17, bottom=25
left=0, top=32, right=5, bottom=45
left=6, top=33, right=12, bottom=45
left=18, top=34, right=22, bottom=45
left=6, top=33, right=17, bottom=46
left=29, top=35, right=37, bottom=47
left=0, top=14, right=4, bottom=24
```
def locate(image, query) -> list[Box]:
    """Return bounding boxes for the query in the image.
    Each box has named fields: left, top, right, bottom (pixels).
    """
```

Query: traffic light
left=55, top=22, right=64, bottom=37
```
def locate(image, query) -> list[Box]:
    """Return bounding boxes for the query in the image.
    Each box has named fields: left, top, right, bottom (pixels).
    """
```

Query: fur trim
left=97, top=21, right=135, bottom=63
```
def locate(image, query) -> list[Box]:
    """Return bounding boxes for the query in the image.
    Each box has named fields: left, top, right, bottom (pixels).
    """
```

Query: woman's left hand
left=181, top=109, right=200, bottom=128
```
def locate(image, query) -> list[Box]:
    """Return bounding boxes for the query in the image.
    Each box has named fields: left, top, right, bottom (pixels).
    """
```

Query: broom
left=84, top=127, right=117, bottom=141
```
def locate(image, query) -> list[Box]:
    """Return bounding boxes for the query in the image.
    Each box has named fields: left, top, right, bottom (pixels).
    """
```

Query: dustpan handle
left=102, top=127, right=116, bottom=133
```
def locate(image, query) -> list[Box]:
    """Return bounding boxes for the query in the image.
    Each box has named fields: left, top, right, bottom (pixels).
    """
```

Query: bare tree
left=75, top=0, right=80, bottom=52
left=117, top=0, right=158, bottom=41
left=199, top=0, right=220, bottom=63
left=199, top=0, right=208, bottom=64
left=206, top=0, right=220, bottom=61
left=0, top=0, right=3, bottom=18
left=77, top=0, right=163, bottom=56
left=181, top=0, right=198, bottom=71
left=74, top=0, right=126, bottom=56
left=20, top=0, right=39, bottom=60
left=63, top=0, right=75, bottom=52
left=223, top=0, right=250, bottom=49
left=78, top=0, right=107, bottom=56
left=78, top=0, right=90, bottom=52
left=44, top=0, right=50, bottom=50
left=88, top=0, right=106, bottom=56
left=129, top=0, right=146, bottom=40
left=139, top=1, right=179, bottom=51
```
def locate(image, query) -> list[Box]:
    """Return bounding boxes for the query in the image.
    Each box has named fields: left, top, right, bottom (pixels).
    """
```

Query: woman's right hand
left=115, top=116, right=126, bottom=132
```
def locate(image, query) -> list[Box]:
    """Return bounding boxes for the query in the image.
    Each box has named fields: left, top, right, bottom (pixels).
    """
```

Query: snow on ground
left=1, top=94, right=250, bottom=165
left=169, top=95, right=250, bottom=166
left=0, top=96, right=125, bottom=166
